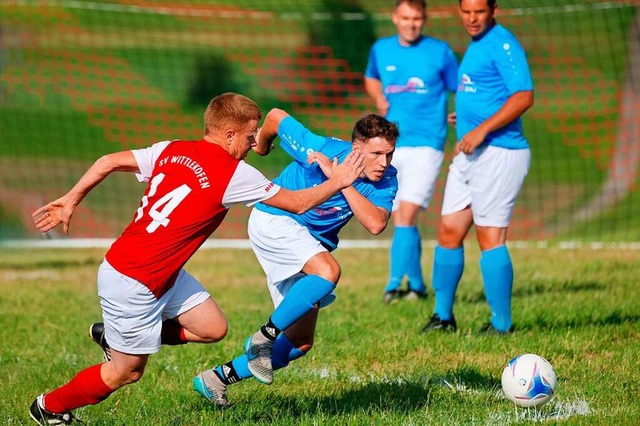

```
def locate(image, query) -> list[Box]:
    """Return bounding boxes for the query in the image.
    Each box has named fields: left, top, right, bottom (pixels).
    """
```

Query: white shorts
left=248, top=208, right=335, bottom=308
left=97, top=260, right=210, bottom=355
left=391, top=146, right=444, bottom=210
left=441, top=145, right=530, bottom=227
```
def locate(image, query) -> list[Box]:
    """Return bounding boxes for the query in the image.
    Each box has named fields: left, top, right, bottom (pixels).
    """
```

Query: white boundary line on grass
left=2, top=239, right=640, bottom=250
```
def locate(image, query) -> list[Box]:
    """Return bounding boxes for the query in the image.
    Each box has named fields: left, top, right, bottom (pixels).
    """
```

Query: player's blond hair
left=204, top=93, right=262, bottom=135
left=396, top=0, right=426, bottom=11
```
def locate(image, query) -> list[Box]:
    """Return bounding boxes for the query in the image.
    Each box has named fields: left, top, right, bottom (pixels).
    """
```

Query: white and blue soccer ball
left=501, top=353, right=557, bottom=408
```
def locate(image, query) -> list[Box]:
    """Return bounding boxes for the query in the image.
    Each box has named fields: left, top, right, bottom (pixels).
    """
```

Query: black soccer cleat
left=89, top=322, right=111, bottom=362
left=479, top=322, right=514, bottom=335
left=383, top=289, right=406, bottom=304
left=420, top=313, right=457, bottom=333
left=29, top=394, right=76, bottom=425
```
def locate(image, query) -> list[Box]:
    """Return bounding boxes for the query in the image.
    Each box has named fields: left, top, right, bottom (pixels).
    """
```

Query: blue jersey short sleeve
left=361, top=167, right=398, bottom=214
left=365, top=47, right=381, bottom=80
left=256, top=118, right=398, bottom=251
left=365, top=35, right=458, bottom=150
left=277, top=116, right=328, bottom=165
left=456, top=25, right=532, bottom=149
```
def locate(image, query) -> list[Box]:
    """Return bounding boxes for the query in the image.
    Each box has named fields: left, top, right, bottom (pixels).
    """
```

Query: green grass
left=1, top=246, right=639, bottom=425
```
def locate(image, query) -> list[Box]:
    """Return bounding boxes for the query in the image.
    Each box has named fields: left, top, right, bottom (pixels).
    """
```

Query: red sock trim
left=44, top=364, right=113, bottom=413
left=160, top=320, right=188, bottom=345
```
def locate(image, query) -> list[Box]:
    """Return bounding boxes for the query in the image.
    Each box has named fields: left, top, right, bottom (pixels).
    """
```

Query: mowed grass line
left=1, top=246, right=639, bottom=425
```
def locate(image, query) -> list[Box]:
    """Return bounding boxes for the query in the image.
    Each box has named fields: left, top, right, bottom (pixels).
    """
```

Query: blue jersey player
left=422, top=0, right=534, bottom=334
left=194, top=109, right=398, bottom=406
left=364, top=0, right=458, bottom=304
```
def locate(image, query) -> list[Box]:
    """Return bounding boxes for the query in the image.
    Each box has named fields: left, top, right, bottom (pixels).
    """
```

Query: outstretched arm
left=32, top=151, right=139, bottom=234
left=254, top=108, right=289, bottom=156
left=262, top=150, right=364, bottom=215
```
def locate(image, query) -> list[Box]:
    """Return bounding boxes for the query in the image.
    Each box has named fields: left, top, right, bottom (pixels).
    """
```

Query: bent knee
left=201, top=322, right=228, bottom=343
left=126, top=370, right=144, bottom=384
left=111, top=369, right=145, bottom=388
left=316, top=261, right=341, bottom=284
left=437, top=222, right=465, bottom=248
left=304, top=253, right=341, bottom=284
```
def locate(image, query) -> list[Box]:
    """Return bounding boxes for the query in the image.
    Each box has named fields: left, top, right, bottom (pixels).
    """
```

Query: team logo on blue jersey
left=459, top=73, right=477, bottom=93
left=385, top=77, right=428, bottom=95
left=282, top=134, right=300, bottom=151
left=313, top=206, right=343, bottom=216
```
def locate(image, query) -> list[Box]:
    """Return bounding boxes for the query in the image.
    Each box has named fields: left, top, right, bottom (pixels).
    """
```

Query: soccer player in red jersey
left=28, top=93, right=365, bottom=425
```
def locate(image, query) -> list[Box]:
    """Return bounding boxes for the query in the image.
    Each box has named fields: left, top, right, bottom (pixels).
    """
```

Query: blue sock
left=222, top=334, right=308, bottom=381
left=271, top=275, right=335, bottom=331
left=272, top=333, right=307, bottom=370
left=385, top=226, right=414, bottom=292
left=480, top=245, right=513, bottom=332
left=229, top=356, right=252, bottom=380
left=405, top=227, right=425, bottom=293
left=432, top=245, right=464, bottom=321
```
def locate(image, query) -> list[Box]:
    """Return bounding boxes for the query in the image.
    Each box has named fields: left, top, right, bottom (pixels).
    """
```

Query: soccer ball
left=501, top=353, right=557, bottom=408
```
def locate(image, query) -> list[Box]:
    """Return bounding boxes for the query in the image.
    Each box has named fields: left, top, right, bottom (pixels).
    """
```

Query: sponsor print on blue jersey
left=456, top=24, right=533, bottom=150
left=256, top=116, right=398, bottom=251
left=365, top=35, right=458, bottom=150
left=459, top=73, right=476, bottom=93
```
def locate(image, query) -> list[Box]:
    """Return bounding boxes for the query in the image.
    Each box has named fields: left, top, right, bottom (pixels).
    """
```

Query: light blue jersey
left=255, top=116, right=398, bottom=251
left=365, top=35, right=458, bottom=150
left=456, top=24, right=533, bottom=149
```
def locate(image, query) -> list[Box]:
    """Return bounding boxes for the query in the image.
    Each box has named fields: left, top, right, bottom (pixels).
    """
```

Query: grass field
left=1, top=245, right=639, bottom=425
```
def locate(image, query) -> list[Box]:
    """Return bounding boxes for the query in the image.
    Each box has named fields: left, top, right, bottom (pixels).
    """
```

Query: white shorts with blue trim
left=391, top=146, right=444, bottom=210
left=97, top=260, right=210, bottom=355
left=441, top=145, right=530, bottom=227
left=248, top=208, right=335, bottom=308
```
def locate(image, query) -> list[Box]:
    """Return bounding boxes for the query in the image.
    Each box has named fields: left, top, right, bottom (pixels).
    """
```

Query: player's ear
left=225, top=130, right=235, bottom=145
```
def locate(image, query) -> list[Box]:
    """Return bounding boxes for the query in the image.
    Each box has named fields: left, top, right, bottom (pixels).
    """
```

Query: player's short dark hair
left=351, top=114, right=399, bottom=145
left=396, top=0, right=426, bottom=11
left=458, top=0, right=496, bottom=8
left=204, top=93, right=262, bottom=135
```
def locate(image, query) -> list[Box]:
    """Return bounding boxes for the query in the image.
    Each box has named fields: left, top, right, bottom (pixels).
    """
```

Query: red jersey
left=105, top=140, right=280, bottom=298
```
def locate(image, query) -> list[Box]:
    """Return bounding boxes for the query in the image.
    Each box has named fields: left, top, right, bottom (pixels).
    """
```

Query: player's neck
left=472, top=20, right=496, bottom=41
left=204, top=134, right=229, bottom=152
left=397, top=34, right=422, bottom=47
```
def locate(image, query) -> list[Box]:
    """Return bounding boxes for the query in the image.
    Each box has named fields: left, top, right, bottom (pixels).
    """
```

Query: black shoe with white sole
left=29, top=394, right=77, bottom=425
left=420, top=313, right=457, bottom=333
left=89, top=322, right=111, bottom=362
